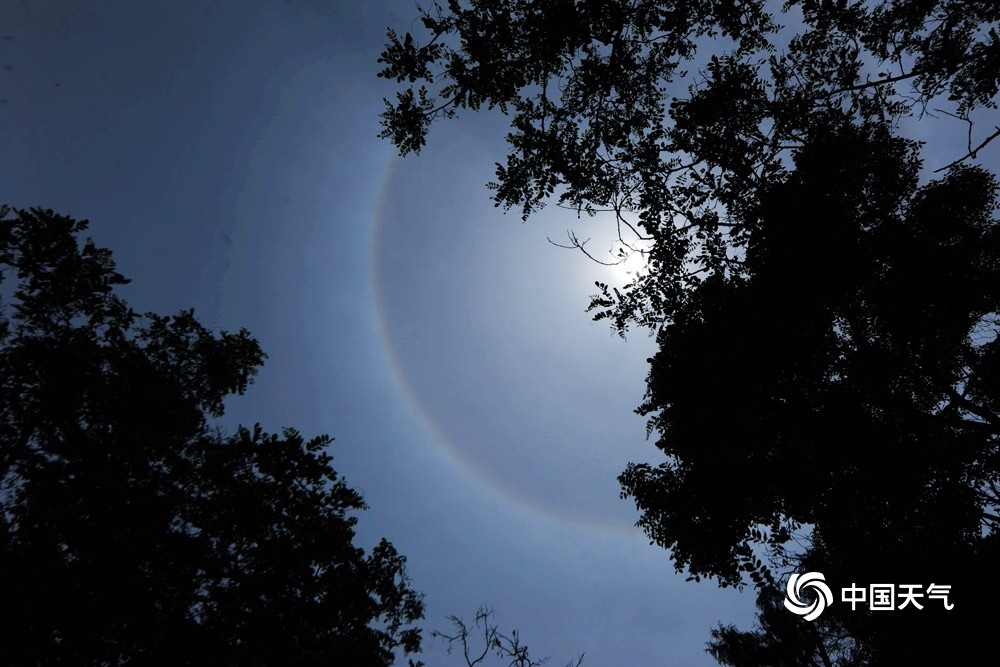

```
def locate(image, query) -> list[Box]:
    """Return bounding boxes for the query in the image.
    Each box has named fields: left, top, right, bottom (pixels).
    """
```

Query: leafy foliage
left=623, top=123, right=1000, bottom=583
left=379, top=0, right=1000, bottom=331
left=707, top=582, right=869, bottom=667
left=379, top=1, right=1000, bottom=663
left=622, top=129, right=1000, bottom=661
left=0, top=206, right=424, bottom=665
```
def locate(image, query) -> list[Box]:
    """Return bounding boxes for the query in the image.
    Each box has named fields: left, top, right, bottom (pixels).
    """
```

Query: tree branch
left=818, top=68, right=922, bottom=99
left=432, top=607, right=584, bottom=667
left=933, top=126, right=1000, bottom=173
left=547, top=231, right=628, bottom=267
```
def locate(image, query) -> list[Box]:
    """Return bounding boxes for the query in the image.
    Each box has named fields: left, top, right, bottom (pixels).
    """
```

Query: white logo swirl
left=784, top=572, right=833, bottom=621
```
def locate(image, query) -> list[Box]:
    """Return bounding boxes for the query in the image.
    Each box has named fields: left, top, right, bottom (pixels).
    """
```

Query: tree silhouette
left=377, top=0, right=1000, bottom=330
left=0, top=206, right=424, bottom=665
left=432, top=607, right=584, bottom=667
left=627, top=121, right=1000, bottom=663
left=379, top=2, right=1000, bottom=664
left=707, top=575, right=867, bottom=667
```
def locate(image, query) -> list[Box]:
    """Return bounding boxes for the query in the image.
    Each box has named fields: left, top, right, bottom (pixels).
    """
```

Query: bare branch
left=934, top=126, right=1000, bottom=173
left=431, top=607, right=584, bottom=667
left=547, top=231, right=627, bottom=267
left=818, top=68, right=922, bottom=100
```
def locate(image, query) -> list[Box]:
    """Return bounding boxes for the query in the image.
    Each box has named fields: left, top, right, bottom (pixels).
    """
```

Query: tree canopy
left=378, top=0, right=1000, bottom=330
left=379, top=1, right=1000, bottom=664
left=0, top=206, right=424, bottom=665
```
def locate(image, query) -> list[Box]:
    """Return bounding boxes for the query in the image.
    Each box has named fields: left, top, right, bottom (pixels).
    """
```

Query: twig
left=933, top=126, right=1000, bottom=173
left=547, top=231, right=627, bottom=267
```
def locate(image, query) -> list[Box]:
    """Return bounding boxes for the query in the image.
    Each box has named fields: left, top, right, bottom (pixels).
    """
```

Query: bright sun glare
left=604, top=238, right=650, bottom=285
left=547, top=208, right=653, bottom=287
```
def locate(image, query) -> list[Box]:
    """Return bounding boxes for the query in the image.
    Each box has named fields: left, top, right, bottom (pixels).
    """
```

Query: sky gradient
left=2, top=2, right=766, bottom=664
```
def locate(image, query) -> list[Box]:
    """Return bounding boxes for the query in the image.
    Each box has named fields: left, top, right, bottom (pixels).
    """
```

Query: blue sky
left=2, top=2, right=760, bottom=664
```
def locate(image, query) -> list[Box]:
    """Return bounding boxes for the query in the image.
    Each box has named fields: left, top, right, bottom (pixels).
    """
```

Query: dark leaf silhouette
left=0, top=206, right=424, bottom=665
left=379, top=2, right=1000, bottom=663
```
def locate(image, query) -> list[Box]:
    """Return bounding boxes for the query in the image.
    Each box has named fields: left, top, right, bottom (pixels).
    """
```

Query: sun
left=603, top=239, right=650, bottom=286
left=541, top=207, right=653, bottom=289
